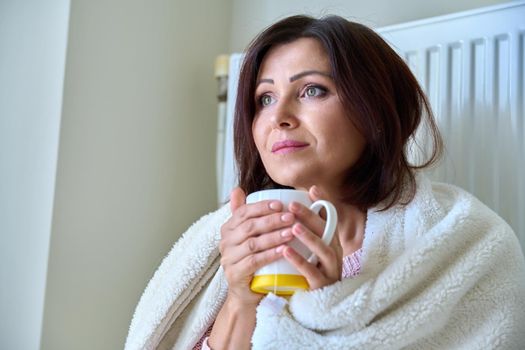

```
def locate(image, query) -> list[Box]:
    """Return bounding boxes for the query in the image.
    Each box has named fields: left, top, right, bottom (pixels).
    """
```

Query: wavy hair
left=233, top=15, right=442, bottom=210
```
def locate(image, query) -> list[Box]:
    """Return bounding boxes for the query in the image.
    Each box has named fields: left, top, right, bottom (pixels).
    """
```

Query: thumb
left=230, top=187, right=246, bottom=212
left=308, top=185, right=323, bottom=201
left=309, top=185, right=329, bottom=220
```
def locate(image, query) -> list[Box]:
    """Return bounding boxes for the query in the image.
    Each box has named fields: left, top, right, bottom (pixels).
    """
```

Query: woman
left=125, top=15, right=525, bottom=350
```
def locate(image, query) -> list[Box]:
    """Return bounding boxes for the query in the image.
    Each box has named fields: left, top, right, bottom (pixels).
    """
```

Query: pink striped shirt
left=194, top=248, right=363, bottom=350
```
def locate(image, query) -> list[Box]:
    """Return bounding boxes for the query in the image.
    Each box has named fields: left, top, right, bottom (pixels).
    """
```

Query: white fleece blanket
left=125, top=176, right=525, bottom=350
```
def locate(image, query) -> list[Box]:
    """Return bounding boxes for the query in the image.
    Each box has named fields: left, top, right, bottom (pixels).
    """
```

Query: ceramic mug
left=246, top=189, right=337, bottom=295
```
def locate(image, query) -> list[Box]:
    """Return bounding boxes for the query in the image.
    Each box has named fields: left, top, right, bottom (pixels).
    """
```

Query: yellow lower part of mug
left=250, top=274, right=309, bottom=296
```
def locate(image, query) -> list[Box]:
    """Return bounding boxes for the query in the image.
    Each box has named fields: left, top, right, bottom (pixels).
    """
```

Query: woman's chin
left=271, top=176, right=312, bottom=191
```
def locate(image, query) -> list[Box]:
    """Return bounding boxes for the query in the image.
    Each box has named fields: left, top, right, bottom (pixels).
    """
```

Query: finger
left=226, top=211, right=295, bottom=246
left=282, top=246, right=324, bottom=286
left=329, top=230, right=343, bottom=253
left=230, top=187, right=246, bottom=212
left=288, top=201, right=325, bottom=238
left=230, top=244, right=288, bottom=276
left=291, top=223, right=336, bottom=268
left=221, top=228, right=294, bottom=266
left=227, top=199, right=284, bottom=229
left=308, top=185, right=323, bottom=202
left=308, top=186, right=330, bottom=220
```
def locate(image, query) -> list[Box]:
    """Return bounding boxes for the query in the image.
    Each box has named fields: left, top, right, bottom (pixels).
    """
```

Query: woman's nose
left=271, top=100, right=299, bottom=129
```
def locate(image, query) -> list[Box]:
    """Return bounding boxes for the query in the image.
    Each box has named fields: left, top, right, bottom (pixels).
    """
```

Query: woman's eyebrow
left=289, top=70, right=332, bottom=82
left=256, top=70, right=332, bottom=87
left=256, top=78, right=274, bottom=87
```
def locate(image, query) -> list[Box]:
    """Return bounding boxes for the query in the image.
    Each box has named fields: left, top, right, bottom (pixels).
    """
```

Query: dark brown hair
left=234, top=15, right=442, bottom=210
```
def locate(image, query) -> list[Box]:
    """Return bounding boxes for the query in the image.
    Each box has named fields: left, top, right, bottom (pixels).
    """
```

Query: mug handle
left=306, top=200, right=337, bottom=265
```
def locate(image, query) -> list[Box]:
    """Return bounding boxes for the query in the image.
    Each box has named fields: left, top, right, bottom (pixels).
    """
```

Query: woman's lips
left=271, top=140, right=309, bottom=154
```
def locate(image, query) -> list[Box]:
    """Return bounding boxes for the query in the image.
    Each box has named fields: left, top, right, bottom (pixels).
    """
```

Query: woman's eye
left=304, top=86, right=326, bottom=98
left=260, top=95, right=274, bottom=106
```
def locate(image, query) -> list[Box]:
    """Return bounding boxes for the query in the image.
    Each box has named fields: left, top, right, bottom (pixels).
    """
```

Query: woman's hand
left=211, top=188, right=295, bottom=350
left=282, top=186, right=343, bottom=290
left=219, top=187, right=296, bottom=305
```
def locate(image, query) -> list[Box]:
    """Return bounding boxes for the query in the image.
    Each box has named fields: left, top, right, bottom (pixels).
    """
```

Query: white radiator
left=218, top=1, right=525, bottom=251
left=379, top=1, right=525, bottom=250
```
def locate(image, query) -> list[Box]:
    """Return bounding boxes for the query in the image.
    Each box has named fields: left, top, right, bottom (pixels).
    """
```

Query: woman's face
left=252, top=37, right=366, bottom=192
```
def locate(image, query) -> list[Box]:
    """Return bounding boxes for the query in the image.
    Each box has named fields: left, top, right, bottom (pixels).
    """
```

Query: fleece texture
left=125, top=175, right=525, bottom=349
left=125, top=205, right=230, bottom=350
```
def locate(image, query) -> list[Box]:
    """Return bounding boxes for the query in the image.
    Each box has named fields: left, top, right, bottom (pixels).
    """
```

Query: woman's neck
left=319, top=185, right=366, bottom=256
left=335, top=203, right=366, bottom=256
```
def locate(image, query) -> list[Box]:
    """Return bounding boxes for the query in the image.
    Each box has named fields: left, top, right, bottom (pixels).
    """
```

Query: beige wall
left=229, top=0, right=512, bottom=52
left=40, top=1, right=231, bottom=349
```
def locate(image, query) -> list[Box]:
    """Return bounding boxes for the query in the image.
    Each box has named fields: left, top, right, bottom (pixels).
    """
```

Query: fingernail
left=281, top=213, right=294, bottom=222
left=290, top=201, right=301, bottom=212
left=312, top=186, right=321, bottom=197
left=280, top=229, right=292, bottom=237
left=283, top=247, right=295, bottom=257
left=276, top=245, right=285, bottom=253
left=269, top=201, right=281, bottom=210
left=293, top=223, right=305, bottom=235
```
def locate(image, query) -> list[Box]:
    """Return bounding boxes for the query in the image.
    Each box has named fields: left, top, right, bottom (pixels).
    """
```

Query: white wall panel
left=381, top=1, right=525, bottom=249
